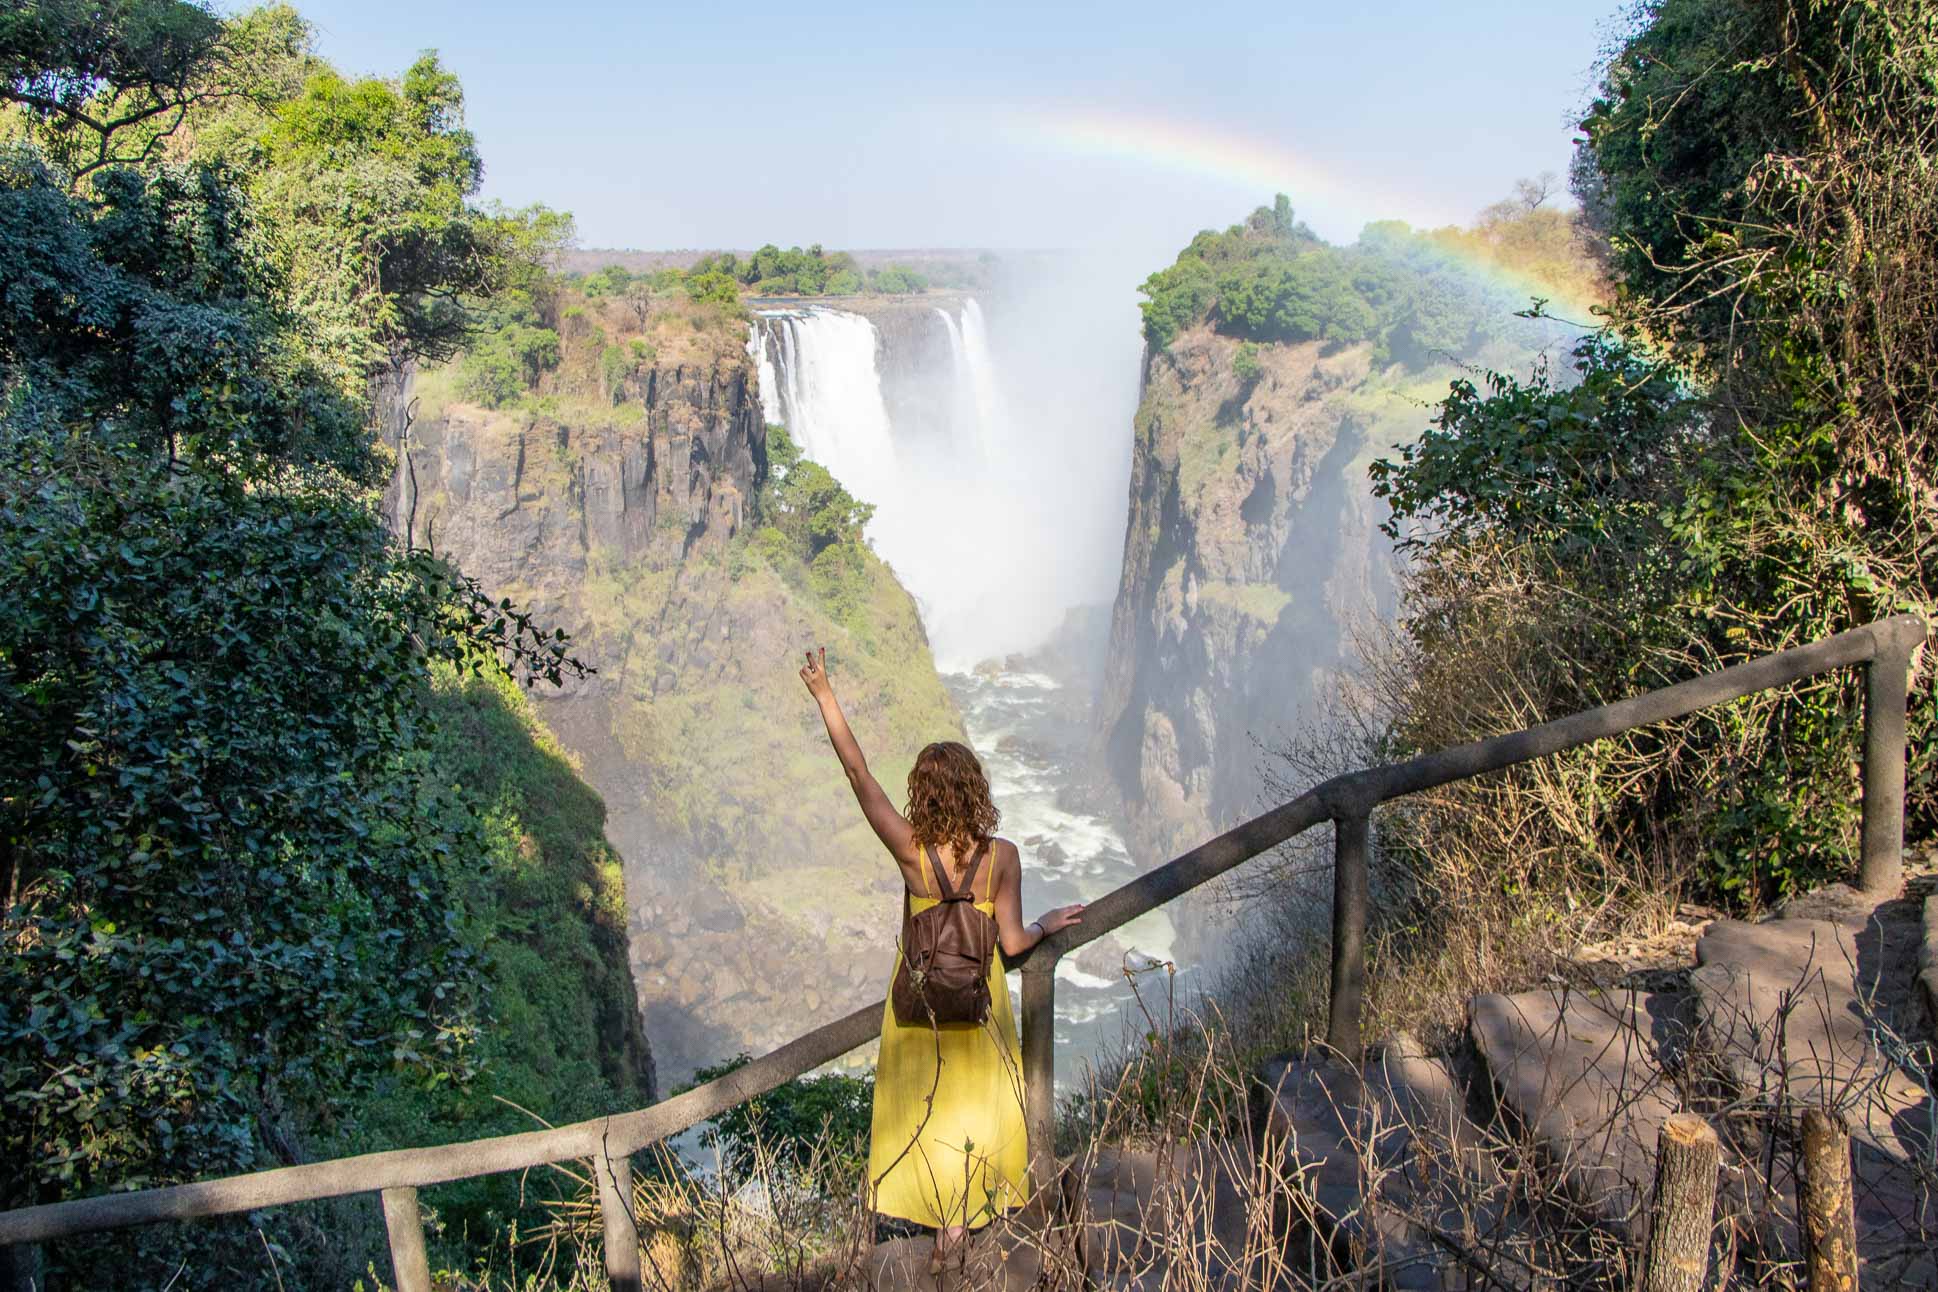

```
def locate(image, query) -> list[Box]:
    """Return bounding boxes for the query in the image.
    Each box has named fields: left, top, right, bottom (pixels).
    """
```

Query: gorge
left=387, top=216, right=1575, bottom=1089
left=391, top=274, right=1194, bottom=1083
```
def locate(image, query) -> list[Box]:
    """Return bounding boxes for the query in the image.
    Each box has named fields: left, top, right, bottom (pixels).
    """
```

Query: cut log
left=1637, top=1113, right=1719, bottom=1292
left=1800, top=1109, right=1858, bottom=1292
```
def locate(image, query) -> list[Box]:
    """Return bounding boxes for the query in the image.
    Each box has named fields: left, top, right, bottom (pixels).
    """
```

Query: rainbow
left=998, top=107, right=1458, bottom=237
left=998, top=107, right=1600, bottom=315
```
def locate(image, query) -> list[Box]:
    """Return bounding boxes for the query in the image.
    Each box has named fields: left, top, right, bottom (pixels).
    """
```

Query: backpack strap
left=956, top=840, right=989, bottom=903
left=923, top=840, right=989, bottom=902
left=923, top=843, right=958, bottom=900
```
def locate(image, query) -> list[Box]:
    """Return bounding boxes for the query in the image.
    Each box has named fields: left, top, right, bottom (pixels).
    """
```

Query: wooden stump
left=1800, top=1108, right=1858, bottom=1292
left=1638, top=1113, right=1721, bottom=1292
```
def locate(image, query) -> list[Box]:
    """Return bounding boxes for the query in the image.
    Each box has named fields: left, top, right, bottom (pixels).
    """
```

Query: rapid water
left=949, top=665, right=1184, bottom=1081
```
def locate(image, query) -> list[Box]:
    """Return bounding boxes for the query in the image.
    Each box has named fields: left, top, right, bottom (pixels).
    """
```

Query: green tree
left=1370, top=0, right=1938, bottom=901
left=1, top=11, right=586, bottom=1283
left=0, top=0, right=230, bottom=177
left=458, top=287, right=561, bottom=408
left=684, top=266, right=741, bottom=307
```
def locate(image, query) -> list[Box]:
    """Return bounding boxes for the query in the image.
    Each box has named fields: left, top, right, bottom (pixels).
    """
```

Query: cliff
left=1100, top=327, right=1417, bottom=861
left=392, top=296, right=959, bottom=1079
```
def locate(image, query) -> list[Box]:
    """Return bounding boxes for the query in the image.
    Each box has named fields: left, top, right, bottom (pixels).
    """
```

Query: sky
left=284, top=0, right=1620, bottom=261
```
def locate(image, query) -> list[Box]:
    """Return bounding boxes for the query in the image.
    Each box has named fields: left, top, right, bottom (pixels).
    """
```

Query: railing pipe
left=1861, top=616, right=1920, bottom=894
left=3, top=614, right=1921, bottom=1258
left=1325, top=812, right=1371, bottom=1061
left=0, top=1000, right=883, bottom=1247
left=380, top=1187, right=431, bottom=1292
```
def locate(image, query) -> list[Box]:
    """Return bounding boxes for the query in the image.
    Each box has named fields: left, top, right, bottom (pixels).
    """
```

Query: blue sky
left=285, top=0, right=1620, bottom=256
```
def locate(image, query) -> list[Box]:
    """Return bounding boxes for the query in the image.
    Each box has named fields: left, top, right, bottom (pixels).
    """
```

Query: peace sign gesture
left=800, top=645, right=833, bottom=699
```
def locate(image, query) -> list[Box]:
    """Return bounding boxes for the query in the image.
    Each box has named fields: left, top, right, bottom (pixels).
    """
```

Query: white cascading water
left=754, top=300, right=1119, bottom=668
left=747, top=325, right=784, bottom=427
left=764, top=309, right=900, bottom=507
left=930, top=307, right=986, bottom=464
left=956, top=299, right=1010, bottom=459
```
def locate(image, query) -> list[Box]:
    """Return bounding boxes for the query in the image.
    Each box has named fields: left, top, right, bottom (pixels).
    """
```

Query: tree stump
left=1639, top=1112, right=1721, bottom=1292
left=1800, top=1108, right=1858, bottom=1292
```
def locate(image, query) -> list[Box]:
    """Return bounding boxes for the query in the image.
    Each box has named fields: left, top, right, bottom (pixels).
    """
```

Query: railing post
left=1, top=1243, right=39, bottom=1292
left=596, top=1144, right=642, bottom=1292
left=1326, top=811, right=1370, bottom=1063
left=380, top=1186, right=432, bottom=1292
left=1021, top=958, right=1058, bottom=1190
left=1861, top=615, right=1920, bottom=895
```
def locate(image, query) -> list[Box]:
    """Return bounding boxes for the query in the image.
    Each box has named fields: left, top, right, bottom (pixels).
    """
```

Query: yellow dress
left=867, top=857, right=1030, bottom=1230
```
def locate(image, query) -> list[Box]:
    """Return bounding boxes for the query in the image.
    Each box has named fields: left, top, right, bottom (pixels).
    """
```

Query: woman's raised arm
left=801, top=647, right=914, bottom=860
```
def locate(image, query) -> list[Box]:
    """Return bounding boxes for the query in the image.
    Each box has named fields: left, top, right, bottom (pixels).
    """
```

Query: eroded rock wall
left=390, top=326, right=958, bottom=1081
left=1100, top=328, right=1402, bottom=864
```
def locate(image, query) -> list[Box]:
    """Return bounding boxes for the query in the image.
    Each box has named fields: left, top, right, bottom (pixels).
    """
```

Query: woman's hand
left=799, top=646, right=833, bottom=701
left=1035, top=903, right=1085, bottom=937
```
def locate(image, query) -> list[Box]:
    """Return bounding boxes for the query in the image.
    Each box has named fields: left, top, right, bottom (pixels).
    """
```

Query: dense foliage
left=343, top=663, right=648, bottom=1266
left=1, top=4, right=616, bottom=1284
left=1137, top=191, right=1594, bottom=363
left=0, top=0, right=230, bottom=177
left=741, top=425, right=879, bottom=633
left=1367, top=0, right=1938, bottom=903
left=458, top=284, right=564, bottom=408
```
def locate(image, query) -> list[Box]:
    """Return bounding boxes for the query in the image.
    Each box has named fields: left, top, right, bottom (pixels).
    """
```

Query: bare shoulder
left=989, top=836, right=1019, bottom=877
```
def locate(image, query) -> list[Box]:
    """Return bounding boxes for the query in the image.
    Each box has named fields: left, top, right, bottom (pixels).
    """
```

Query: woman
left=800, top=647, right=1084, bottom=1264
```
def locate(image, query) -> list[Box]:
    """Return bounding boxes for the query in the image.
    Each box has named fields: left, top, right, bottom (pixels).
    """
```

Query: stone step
left=1692, top=915, right=1930, bottom=1158
left=1256, top=1053, right=1454, bottom=1290
left=1467, top=986, right=1687, bottom=1239
left=1690, top=906, right=1936, bottom=1283
left=1079, top=1139, right=1284, bottom=1291
left=856, top=1184, right=1080, bottom=1291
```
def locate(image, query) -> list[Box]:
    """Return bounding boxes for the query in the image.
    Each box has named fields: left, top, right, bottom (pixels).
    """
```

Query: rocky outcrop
left=388, top=318, right=959, bottom=1082
left=1099, top=327, right=1402, bottom=863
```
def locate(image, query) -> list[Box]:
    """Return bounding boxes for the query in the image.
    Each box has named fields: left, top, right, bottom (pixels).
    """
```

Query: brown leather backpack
left=891, top=841, right=999, bottom=1027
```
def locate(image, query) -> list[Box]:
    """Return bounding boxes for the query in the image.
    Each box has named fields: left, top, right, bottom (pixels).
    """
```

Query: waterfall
left=758, top=309, right=898, bottom=507
left=956, top=299, right=1010, bottom=459
left=747, top=325, right=784, bottom=427
left=931, top=307, right=982, bottom=464
left=752, top=295, right=1133, bottom=670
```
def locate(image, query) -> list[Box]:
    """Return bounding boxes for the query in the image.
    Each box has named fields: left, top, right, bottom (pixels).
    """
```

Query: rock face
left=1099, top=327, right=1404, bottom=864
left=388, top=320, right=959, bottom=1082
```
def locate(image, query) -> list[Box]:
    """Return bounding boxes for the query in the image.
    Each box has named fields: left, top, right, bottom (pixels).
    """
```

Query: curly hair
left=904, top=741, right=999, bottom=855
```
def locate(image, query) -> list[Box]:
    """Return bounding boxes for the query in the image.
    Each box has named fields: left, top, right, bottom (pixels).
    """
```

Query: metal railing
left=0, top=614, right=1923, bottom=1292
